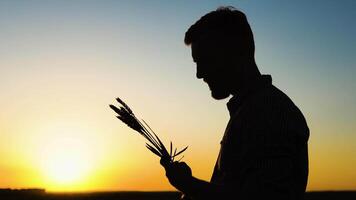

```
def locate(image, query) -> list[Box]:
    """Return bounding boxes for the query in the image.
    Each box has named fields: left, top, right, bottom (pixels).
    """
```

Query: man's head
left=185, top=7, right=256, bottom=100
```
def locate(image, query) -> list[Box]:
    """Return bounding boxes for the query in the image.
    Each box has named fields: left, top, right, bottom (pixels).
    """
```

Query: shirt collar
left=227, top=74, right=272, bottom=116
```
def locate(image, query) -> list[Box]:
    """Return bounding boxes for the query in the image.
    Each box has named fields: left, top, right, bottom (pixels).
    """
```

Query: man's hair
left=184, top=6, right=255, bottom=57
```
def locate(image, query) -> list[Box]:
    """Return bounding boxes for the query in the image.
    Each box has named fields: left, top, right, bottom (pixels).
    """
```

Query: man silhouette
left=160, top=7, right=309, bottom=200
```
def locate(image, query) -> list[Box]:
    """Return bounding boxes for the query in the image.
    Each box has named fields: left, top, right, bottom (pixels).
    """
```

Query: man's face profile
left=191, top=34, right=240, bottom=100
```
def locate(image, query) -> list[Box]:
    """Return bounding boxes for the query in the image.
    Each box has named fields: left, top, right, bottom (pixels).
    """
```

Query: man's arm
left=160, top=159, right=229, bottom=200
left=160, top=150, right=300, bottom=200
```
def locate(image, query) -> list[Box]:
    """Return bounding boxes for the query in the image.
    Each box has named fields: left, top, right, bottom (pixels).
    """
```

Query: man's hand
left=160, top=157, right=193, bottom=192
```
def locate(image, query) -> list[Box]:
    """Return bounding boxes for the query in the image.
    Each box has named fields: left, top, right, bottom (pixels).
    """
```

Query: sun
left=38, top=131, right=93, bottom=190
left=44, top=147, right=90, bottom=184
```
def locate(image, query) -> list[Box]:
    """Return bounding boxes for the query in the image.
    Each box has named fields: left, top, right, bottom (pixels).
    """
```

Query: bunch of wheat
left=110, top=97, right=188, bottom=163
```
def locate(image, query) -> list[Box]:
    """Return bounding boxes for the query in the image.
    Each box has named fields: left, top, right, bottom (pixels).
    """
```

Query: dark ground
left=1, top=189, right=356, bottom=200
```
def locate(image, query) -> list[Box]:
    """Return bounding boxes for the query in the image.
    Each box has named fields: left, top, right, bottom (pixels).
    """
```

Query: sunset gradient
left=0, top=0, right=355, bottom=192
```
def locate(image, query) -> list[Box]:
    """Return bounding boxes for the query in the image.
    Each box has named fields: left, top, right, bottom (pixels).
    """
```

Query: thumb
left=160, top=156, right=171, bottom=168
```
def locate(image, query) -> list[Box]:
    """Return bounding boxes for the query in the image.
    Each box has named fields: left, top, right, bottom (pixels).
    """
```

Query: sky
left=0, top=0, right=355, bottom=192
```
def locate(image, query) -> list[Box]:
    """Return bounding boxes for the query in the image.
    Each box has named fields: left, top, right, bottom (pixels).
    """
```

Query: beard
left=205, top=76, right=232, bottom=100
left=209, top=84, right=230, bottom=100
left=211, top=90, right=230, bottom=100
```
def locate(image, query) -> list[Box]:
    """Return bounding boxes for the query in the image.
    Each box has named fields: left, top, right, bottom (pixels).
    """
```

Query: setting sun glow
left=42, top=144, right=90, bottom=184
left=36, top=125, right=96, bottom=191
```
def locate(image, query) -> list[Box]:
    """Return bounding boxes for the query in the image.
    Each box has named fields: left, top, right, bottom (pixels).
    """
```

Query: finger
left=160, top=157, right=171, bottom=168
left=166, top=162, right=181, bottom=177
left=177, top=162, right=192, bottom=176
left=172, top=162, right=181, bottom=169
left=180, top=162, right=189, bottom=168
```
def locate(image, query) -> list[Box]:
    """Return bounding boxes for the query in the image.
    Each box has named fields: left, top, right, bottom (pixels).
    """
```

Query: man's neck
left=231, top=61, right=261, bottom=96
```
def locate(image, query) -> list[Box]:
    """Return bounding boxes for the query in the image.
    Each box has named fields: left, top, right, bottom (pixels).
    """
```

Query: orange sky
left=0, top=1, right=355, bottom=192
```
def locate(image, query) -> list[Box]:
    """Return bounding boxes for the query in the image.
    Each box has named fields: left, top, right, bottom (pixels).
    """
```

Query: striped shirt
left=210, top=75, right=309, bottom=200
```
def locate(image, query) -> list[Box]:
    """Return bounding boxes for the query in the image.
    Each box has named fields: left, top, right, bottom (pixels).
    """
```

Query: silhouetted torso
left=211, top=75, right=309, bottom=200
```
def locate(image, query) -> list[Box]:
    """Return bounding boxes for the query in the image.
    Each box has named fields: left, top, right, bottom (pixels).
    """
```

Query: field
left=1, top=189, right=356, bottom=200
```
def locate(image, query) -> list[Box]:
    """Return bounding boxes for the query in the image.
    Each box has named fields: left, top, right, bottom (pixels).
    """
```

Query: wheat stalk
left=109, top=97, right=188, bottom=163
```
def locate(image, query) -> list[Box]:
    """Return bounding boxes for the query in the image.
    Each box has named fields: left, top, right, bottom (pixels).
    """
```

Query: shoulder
left=247, top=85, right=305, bottom=121
left=242, top=85, right=309, bottom=140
